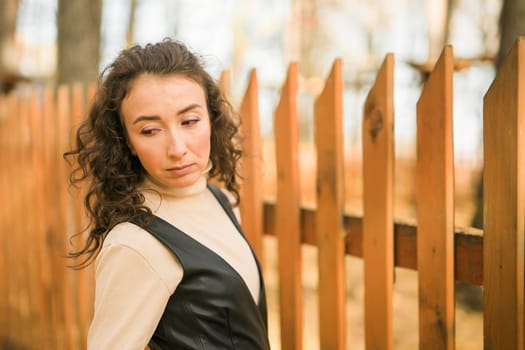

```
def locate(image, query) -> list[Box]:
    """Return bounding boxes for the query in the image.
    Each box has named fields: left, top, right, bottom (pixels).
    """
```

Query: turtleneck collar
left=141, top=174, right=208, bottom=198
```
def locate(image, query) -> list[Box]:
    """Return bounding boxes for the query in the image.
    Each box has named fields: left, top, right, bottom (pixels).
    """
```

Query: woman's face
left=121, top=73, right=211, bottom=189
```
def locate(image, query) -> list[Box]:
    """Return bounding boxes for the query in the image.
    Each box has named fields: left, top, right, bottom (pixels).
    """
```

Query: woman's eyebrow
left=132, top=115, right=160, bottom=125
left=132, top=103, right=203, bottom=124
left=177, top=103, right=202, bottom=115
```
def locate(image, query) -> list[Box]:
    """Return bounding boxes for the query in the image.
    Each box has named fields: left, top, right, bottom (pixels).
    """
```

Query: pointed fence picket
left=274, top=62, right=303, bottom=350
left=0, top=38, right=524, bottom=350
left=239, top=69, right=265, bottom=263
left=416, top=46, right=456, bottom=349
left=362, top=53, right=395, bottom=350
left=483, top=37, right=525, bottom=350
left=314, top=58, right=347, bottom=350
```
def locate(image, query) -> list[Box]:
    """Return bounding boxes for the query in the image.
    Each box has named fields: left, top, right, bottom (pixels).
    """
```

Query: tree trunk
left=0, top=0, right=19, bottom=92
left=57, top=0, right=102, bottom=85
left=288, top=0, right=319, bottom=78
left=126, top=0, right=137, bottom=48
left=497, top=0, right=525, bottom=68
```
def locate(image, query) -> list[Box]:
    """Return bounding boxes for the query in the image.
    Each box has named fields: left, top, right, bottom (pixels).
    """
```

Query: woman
left=65, top=39, right=270, bottom=350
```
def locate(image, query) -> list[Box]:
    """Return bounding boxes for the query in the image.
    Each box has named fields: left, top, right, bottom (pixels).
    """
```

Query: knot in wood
left=366, top=106, right=383, bottom=142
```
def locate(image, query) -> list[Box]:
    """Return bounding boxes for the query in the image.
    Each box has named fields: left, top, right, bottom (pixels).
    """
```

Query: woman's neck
left=141, top=174, right=207, bottom=198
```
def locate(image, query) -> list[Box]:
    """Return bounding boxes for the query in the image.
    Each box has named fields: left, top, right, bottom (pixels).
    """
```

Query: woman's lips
left=166, top=164, right=194, bottom=176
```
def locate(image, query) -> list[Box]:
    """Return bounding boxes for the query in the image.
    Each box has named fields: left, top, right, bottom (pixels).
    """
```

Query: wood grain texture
left=71, top=83, right=93, bottom=348
left=416, top=46, right=455, bottom=350
left=56, top=85, right=78, bottom=350
left=262, top=204, right=483, bottom=285
left=239, top=69, right=265, bottom=264
left=0, top=93, right=6, bottom=345
left=483, top=37, right=524, bottom=350
left=219, top=69, right=230, bottom=99
left=274, top=62, right=303, bottom=350
left=362, top=53, right=395, bottom=350
left=314, top=59, right=346, bottom=350
left=43, top=86, right=60, bottom=349
left=30, top=87, right=55, bottom=349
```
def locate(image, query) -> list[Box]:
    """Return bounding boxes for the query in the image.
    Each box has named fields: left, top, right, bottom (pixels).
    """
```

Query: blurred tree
left=57, top=0, right=102, bottom=84
left=496, top=0, right=525, bottom=68
left=0, top=0, right=20, bottom=92
left=126, top=0, right=137, bottom=48
left=471, top=0, right=525, bottom=229
left=294, top=0, right=318, bottom=78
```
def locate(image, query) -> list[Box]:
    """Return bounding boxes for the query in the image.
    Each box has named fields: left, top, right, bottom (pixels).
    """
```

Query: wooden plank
left=239, top=69, right=264, bottom=263
left=56, top=84, right=78, bottom=350
left=362, top=53, right=395, bottom=350
left=24, top=89, right=41, bottom=346
left=9, top=91, right=25, bottom=347
left=5, top=93, right=15, bottom=346
left=219, top=69, right=230, bottom=99
left=27, top=87, right=49, bottom=347
left=30, top=87, right=55, bottom=349
left=42, top=85, right=60, bottom=349
left=2, top=96, right=14, bottom=343
left=22, top=89, right=43, bottom=346
left=314, top=58, right=346, bottom=350
left=483, top=37, right=525, bottom=350
left=416, top=46, right=455, bottom=349
left=70, top=82, right=91, bottom=349
left=24, top=88, right=44, bottom=346
left=1, top=92, right=19, bottom=347
left=19, top=90, right=33, bottom=347
left=274, top=62, right=303, bottom=350
left=0, top=93, right=6, bottom=344
left=17, top=91, right=29, bottom=344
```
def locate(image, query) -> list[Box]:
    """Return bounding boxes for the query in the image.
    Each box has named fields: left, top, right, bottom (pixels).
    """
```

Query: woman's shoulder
left=103, top=221, right=156, bottom=249
left=100, top=221, right=182, bottom=291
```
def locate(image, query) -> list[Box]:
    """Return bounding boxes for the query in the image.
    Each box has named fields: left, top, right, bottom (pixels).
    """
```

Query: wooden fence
left=0, top=37, right=523, bottom=350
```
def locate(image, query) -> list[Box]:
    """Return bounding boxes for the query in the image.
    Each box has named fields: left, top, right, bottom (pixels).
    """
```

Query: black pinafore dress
left=135, top=184, right=270, bottom=350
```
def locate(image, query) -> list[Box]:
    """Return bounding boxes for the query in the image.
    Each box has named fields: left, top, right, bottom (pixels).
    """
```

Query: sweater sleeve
left=87, top=243, right=174, bottom=350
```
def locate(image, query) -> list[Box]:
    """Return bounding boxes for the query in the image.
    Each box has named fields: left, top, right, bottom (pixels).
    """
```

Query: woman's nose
left=166, top=131, right=188, bottom=158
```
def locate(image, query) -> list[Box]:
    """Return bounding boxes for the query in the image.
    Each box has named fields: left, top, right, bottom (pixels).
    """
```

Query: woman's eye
left=182, top=118, right=200, bottom=126
left=140, top=128, right=158, bottom=136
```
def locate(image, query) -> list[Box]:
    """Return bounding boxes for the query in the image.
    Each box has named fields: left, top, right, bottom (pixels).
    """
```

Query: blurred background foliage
left=1, top=2, right=524, bottom=348
left=0, top=0, right=524, bottom=228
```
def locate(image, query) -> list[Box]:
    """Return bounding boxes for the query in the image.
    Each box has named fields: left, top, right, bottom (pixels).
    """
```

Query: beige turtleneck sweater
left=87, top=176, right=260, bottom=350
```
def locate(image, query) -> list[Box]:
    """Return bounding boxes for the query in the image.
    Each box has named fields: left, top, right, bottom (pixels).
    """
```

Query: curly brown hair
left=64, top=39, right=242, bottom=267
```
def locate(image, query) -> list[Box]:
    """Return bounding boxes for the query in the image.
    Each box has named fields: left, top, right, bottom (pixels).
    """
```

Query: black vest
left=136, top=184, right=270, bottom=350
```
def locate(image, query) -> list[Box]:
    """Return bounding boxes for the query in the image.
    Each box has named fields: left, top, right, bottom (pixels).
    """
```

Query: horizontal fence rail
left=0, top=37, right=524, bottom=350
